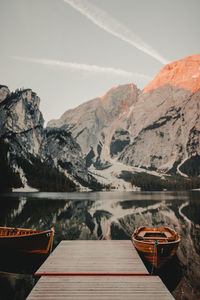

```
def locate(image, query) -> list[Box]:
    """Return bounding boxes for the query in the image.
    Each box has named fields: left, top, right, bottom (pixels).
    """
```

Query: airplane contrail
left=11, top=56, right=152, bottom=80
left=63, top=0, right=169, bottom=65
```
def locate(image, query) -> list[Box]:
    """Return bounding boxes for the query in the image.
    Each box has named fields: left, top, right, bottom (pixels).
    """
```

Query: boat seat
left=143, top=239, right=168, bottom=243
left=136, top=229, right=175, bottom=242
left=138, top=231, right=168, bottom=237
left=138, top=230, right=173, bottom=238
left=141, top=236, right=168, bottom=240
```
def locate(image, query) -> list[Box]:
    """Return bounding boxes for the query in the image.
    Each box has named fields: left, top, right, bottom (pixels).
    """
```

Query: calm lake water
left=0, top=191, right=200, bottom=300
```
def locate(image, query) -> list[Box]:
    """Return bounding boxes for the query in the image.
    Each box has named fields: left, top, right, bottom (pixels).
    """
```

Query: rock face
left=40, top=128, right=96, bottom=187
left=110, top=129, right=130, bottom=158
left=0, top=88, right=44, bottom=156
left=0, top=87, right=95, bottom=191
left=48, top=83, right=140, bottom=168
left=119, top=86, right=200, bottom=173
left=48, top=55, right=200, bottom=176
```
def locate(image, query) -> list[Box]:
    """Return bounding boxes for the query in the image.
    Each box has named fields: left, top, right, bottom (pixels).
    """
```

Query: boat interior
left=134, top=226, right=179, bottom=243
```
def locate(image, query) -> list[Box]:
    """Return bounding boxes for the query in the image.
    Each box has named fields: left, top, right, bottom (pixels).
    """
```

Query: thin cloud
left=11, top=56, right=152, bottom=80
left=64, top=0, right=169, bottom=65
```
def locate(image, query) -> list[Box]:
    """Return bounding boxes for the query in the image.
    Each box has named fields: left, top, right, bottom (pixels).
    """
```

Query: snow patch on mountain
left=89, top=161, right=134, bottom=191
left=12, top=165, right=39, bottom=192
left=89, top=159, right=164, bottom=191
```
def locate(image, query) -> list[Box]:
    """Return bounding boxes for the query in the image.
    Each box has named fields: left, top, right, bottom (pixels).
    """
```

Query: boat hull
left=0, top=227, right=54, bottom=254
left=132, top=226, right=180, bottom=269
left=133, top=239, right=179, bottom=269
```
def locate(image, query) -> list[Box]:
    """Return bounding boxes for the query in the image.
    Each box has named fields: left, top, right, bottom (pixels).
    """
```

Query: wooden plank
left=27, top=276, right=175, bottom=299
left=36, top=240, right=148, bottom=275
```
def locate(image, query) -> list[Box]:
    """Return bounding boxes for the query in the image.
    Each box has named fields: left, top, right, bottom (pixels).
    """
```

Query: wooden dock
left=27, top=240, right=175, bottom=299
left=35, top=240, right=148, bottom=276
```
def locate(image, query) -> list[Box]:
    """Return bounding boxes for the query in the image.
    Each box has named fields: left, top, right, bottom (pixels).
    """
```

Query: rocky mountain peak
left=47, top=83, right=140, bottom=162
left=143, top=54, right=200, bottom=94
left=0, top=85, right=10, bottom=102
left=48, top=83, right=139, bottom=129
left=0, top=88, right=44, bottom=141
left=100, top=83, right=136, bottom=100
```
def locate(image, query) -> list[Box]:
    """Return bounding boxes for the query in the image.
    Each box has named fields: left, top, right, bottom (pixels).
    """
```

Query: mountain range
left=0, top=54, right=200, bottom=191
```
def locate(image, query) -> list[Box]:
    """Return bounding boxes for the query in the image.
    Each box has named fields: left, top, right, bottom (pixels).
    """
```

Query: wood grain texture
left=27, top=276, right=175, bottom=299
left=28, top=241, right=175, bottom=299
left=36, top=240, right=148, bottom=275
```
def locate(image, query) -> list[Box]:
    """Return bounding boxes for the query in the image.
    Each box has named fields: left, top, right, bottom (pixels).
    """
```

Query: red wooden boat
left=0, top=226, right=54, bottom=254
left=132, top=226, right=180, bottom=269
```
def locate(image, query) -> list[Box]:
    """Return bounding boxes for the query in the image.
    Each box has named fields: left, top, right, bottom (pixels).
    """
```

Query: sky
left=0, top=0, right=199, bottom=124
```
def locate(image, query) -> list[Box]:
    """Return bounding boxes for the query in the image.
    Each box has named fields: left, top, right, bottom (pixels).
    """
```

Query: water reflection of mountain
left=0, top=192, right=200, bottom=299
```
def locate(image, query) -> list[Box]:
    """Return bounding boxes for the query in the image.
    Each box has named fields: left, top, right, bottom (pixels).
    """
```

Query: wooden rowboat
left=0, top=226, right=54, bottom=254
left=132, top=226, right=180, bottom=270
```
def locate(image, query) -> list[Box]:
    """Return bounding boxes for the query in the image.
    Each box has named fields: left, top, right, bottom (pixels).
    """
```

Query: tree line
left=120, top=171, right=200, bottom=191
left=0, top=139, right=22, bottom=192
left=16, top=155, right=76, bottom=192
left=0, top=138, right=76, bottom=192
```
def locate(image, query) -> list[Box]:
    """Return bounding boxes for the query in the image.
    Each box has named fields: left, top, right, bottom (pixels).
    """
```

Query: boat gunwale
left=131, top=236, right=180, bottom=245
left=132, top=225, right=180, bottom=245
left=0, top=227, right=54, bottom=239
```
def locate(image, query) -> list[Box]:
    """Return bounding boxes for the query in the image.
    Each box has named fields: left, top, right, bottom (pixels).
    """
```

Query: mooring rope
left=151, top=240, right=158, bottom=275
